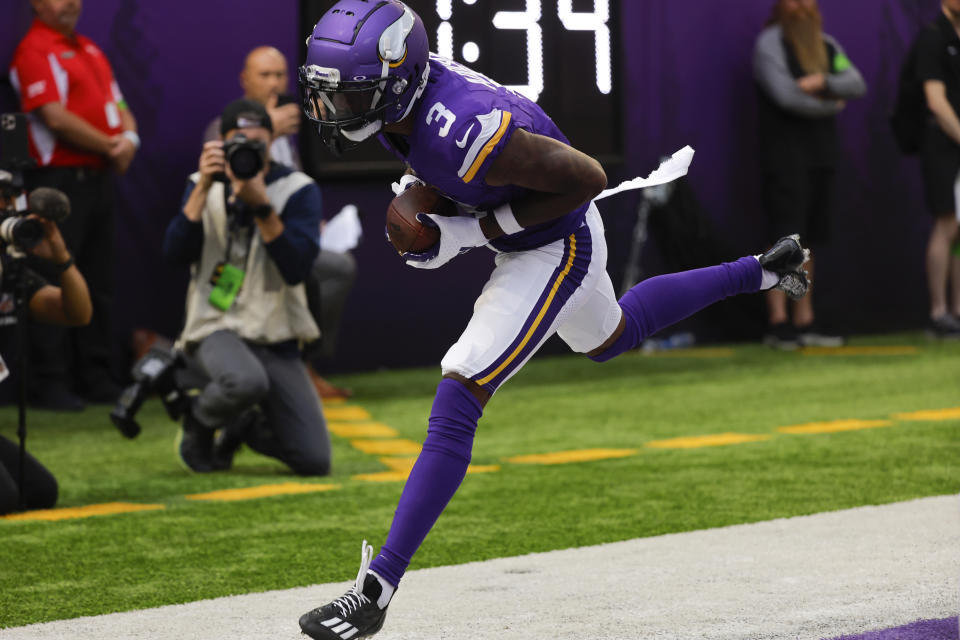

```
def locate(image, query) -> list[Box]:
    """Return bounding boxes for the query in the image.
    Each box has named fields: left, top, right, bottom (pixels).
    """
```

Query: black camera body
left=110, top=345, right=193, bottom=438
left=223, top=133, right=267, bottom=180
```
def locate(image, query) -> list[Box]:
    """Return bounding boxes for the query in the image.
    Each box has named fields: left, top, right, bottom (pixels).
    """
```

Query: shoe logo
left=322, top=617, right=359, bottom=639
left=455, top=123, right=474, bottom=148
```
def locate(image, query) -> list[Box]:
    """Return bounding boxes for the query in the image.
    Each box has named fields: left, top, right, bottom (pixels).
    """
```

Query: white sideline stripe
left=2, top=495, right=957, bottom=640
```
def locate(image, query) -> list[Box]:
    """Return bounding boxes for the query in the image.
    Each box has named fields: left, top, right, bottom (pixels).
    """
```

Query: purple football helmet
left=299, top=0, right=430, bottom=152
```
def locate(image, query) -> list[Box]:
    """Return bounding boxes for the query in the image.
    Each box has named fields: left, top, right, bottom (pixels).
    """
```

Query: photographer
left=0, top=172, right=92, bottom=514
left=163, top=99, right=331, bottom=475
left=202, top=46, right=357, bottom=400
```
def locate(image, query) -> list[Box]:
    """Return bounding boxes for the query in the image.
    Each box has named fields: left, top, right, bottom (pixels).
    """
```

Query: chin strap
left=341, top=119, right=384, bottom=143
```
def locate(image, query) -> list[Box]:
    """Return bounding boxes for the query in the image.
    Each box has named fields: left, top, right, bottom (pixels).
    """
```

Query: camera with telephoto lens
left=0, top=209, right=44, bottom=251
left=222, top=133, right=267, bottom=179
left=0, top=174, right=72, bottom=252
left=110, top=345, right=192, bottom=438
left=0, top=171, right=42, bottom=251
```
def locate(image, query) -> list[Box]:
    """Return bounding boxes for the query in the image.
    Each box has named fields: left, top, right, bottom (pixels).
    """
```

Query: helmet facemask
left=299, top=65, right=409, bottom=146
left=299, top=2, right=430, bottom=154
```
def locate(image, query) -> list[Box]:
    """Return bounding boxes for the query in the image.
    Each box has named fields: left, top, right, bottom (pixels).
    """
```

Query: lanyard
left=221, top=188, right=257, bottom=274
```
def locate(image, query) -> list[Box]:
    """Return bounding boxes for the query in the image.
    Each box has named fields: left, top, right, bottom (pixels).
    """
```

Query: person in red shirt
left=9, top=0, right=138, bottom=410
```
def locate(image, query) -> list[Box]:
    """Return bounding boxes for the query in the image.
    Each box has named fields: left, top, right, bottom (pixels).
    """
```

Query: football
left=385, top=183, right=458, bottom=254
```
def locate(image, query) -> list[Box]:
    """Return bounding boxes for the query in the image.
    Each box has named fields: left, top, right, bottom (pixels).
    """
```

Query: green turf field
left=1, top=333, right=958, bottom=628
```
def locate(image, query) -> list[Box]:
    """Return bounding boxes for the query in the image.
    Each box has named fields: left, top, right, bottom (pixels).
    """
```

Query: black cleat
left=759, top=234, right=808, bottom=273
left=300, top=541, right=391, bottom=640
left=775, top=270, right=810, bottom=301
left=759, top=234, right=810, bottom=300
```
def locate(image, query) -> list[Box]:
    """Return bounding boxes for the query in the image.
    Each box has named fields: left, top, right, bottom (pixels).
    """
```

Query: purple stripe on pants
left=472, top=224, right=592, bottom=392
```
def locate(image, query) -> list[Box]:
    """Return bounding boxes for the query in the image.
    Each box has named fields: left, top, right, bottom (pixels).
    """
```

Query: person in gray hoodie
left=753, top=0, right=866, bottom=349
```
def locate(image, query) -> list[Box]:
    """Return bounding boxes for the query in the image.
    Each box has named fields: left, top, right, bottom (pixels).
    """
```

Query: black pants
left=761, top=166, right=835, bottom=248
left=24, top=167, right=116, bottom=390
left=0, top=434, right=58, bottom=515
left=190, top=330, right=331, bottom=476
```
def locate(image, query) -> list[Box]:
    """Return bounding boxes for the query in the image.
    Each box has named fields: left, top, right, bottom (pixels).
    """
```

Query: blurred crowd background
left=0, top=0, right=942, bottom=378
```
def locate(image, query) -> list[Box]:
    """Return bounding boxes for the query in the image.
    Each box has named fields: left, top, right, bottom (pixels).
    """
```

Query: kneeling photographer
left=0, top=171, right=92, bottom=513
left=163, top=99, right=330, bottom=474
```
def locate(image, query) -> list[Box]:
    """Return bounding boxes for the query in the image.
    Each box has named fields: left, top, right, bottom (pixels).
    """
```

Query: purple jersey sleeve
left=379, top=56, right=588, bottom=252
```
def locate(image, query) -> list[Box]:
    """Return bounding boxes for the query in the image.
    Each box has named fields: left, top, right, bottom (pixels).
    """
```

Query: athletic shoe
left=759, top=234, right=809, bottom=273
left=797, top=324, right=845, bottom=348
left=300, top=541, right=392, bottom=640
left=763, top=322, right=799, bottom=351
left=776, top=271, right=810, bottom=300
left=759, top=234, right=810, bottom=300
left=928, top=314, right=960, bottom=339
left=211, top=409, right=258, bottom=470
left=176, top=410, right=220, bottom=472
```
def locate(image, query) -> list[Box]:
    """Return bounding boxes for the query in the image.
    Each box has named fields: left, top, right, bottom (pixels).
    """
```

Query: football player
left=297, top=2, right=810, bottom=638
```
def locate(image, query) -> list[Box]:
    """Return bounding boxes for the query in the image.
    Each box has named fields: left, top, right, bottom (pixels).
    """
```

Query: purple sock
left=369, top=378, right=482, bottom=587
left=591, top=256, right=761, bottom=363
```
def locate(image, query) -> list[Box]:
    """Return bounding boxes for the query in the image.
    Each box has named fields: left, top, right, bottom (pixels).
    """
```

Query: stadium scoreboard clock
left=299, top=0, right=622, bottom=178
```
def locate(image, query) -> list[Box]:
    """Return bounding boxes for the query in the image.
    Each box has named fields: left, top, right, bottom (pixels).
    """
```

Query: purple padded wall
left=0, top=1, right=943, bottom=373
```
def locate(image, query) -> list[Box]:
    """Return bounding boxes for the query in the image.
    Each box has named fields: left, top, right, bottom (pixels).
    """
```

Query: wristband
left=493, top=203, right=523, bottom=235
left=52, top=255, right=73, bottom=275
left=122, top=130, right=141, bottom=149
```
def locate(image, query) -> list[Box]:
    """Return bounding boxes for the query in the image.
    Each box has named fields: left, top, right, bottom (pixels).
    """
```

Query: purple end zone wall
left=0, top=1, right=943, bottom=373
left=619, top=0, right=941, bottom=336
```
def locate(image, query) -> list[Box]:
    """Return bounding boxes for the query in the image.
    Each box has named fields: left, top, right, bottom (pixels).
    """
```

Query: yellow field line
left=324, top=406, right=372, bottom=421
left=892, top=407, right=960, bottom=421
left=778, top=419, right=893, bottom=434
left=328, top=422, right=399, bottom=438
left=507, top=449, right=638, bottom=465
left=185, top=483, right=339, bottom=502
left=7, top=399, right=958, bottom=521
left=1, top=502, right=164, bottom=521
left=645, top=433, right=771, bottom=449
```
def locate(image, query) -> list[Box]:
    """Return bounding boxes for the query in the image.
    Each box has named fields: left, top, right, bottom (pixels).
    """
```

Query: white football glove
left=404, top=213, right=488, bottom=269
left=390, top=173, right=424, bottom=196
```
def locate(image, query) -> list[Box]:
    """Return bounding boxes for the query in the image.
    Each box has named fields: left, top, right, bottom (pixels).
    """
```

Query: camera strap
left=221, top=187, right=259, bottom=269
left=223, top=218, right=255, bottom=271
left=208, top=190, right=257, bottom=311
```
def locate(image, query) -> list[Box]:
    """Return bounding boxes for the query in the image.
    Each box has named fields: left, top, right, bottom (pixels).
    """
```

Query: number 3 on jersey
left=426, top=101, right=456, bottom=137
